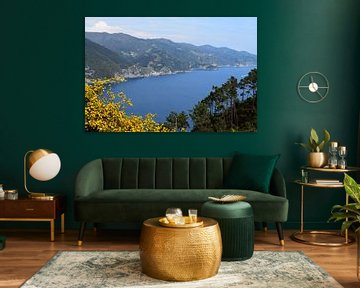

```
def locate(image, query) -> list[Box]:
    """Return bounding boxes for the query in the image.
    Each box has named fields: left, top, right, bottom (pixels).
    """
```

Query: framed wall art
left=85, top=17, right=257, bottom=132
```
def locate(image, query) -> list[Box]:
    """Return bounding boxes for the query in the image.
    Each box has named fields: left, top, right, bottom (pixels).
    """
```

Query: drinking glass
left=188, top=209, right=198, bottom=223
left=166, top=208, right=182, bottom=224
left=174, top=216, right=185, bottom=225
left=300, top=169, right=308, bottom=183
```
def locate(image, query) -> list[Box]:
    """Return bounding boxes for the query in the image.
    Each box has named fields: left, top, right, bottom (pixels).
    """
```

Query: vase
left=308, top=152, right=328, bottom=168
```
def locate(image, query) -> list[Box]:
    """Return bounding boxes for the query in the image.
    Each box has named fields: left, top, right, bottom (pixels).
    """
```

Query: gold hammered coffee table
left=139, top=217, right=222, bottom=281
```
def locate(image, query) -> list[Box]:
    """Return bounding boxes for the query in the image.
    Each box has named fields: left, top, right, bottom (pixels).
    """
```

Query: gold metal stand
left=28, top=193, right=55, bottom=200
left=291, top=230, right=354, bottom=247
left=291, top=180, right=355, bottom=246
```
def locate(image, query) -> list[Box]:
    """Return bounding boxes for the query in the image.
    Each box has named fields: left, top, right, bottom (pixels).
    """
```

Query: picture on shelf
left=84, top=17, right=257, bottom=132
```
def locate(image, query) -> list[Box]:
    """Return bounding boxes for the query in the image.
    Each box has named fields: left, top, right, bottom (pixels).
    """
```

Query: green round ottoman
left=201, top=201, right=254, bottom=261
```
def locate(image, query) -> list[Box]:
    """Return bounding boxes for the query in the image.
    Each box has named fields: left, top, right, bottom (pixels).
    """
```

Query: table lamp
left=24, top=148, right=61, bottom=199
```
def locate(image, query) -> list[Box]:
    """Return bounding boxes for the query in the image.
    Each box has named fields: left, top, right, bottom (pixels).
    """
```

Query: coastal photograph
left=84, top=17, right=257, bottom=132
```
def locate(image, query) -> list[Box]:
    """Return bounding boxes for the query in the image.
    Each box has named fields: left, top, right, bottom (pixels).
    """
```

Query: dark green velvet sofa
left=74, top=157, right=288, bottom=245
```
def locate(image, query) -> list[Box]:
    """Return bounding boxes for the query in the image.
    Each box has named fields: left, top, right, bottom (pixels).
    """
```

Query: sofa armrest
left=75, top=159, right=104, bottom=199
left=269, top=168, right=287, bottom=198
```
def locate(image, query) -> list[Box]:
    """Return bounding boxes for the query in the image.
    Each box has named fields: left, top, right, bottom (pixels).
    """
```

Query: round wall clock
left=297, top=72, right=329, bottom=103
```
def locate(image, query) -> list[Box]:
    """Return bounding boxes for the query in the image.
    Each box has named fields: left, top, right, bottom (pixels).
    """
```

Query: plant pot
left=308, top=152, right=328, bottom=168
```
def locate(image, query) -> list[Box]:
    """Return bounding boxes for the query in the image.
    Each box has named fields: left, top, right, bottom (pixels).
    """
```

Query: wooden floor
left=0, top=228, right=358, bottom=288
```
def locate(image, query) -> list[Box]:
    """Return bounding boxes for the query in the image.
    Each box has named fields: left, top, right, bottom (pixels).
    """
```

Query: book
left=315, top=179, right=341, bottom=184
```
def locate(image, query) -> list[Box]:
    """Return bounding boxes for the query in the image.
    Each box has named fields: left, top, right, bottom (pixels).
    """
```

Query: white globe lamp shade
left=28, top=150, right=61, bottom=181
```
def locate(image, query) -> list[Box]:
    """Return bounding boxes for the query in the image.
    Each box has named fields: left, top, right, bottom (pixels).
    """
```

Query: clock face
left=297, top=72, right=329, bottom=103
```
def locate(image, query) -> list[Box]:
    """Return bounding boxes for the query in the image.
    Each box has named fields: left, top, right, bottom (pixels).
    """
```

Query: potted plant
left=329, top=173, right=360, bottom=279
left=329, top=173, right=360, bottom=233
left=296, top=128, right=330, bottom=167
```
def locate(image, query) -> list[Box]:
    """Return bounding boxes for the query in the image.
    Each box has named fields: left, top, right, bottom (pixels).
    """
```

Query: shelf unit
left=291, top=166, right=359, bottom=246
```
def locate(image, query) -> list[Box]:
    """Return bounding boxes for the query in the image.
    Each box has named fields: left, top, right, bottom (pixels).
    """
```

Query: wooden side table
left=0, top=195, right=65, bottom=241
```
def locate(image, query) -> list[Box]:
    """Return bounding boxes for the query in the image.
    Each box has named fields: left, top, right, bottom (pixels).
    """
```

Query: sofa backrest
left=102, top=157, right=233, bottom=190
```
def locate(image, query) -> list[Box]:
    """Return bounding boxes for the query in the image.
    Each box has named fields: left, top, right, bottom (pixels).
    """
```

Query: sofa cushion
left=75, top=188, right=288, bottom=222
left=223, top=153, right=280, bottom=193
left=101, top=157, right=233, bottom=190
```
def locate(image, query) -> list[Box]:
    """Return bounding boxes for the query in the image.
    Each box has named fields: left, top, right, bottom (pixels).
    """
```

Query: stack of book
left=314, top=179, right=341, bottom=185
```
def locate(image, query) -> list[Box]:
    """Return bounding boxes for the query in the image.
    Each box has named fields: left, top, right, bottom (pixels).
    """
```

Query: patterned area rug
left=21, top=251, right=342, bottom=288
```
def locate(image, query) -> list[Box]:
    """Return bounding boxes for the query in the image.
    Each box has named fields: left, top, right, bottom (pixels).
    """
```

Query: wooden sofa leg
left=276, top=222, right=285, bottom=246
left=262, top=222, right=268, bottom=232
left=78, top=222, right=86, bottom=246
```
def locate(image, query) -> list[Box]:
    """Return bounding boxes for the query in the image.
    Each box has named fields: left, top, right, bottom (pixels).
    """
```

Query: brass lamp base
left=28, top=193, right=55, bottom=200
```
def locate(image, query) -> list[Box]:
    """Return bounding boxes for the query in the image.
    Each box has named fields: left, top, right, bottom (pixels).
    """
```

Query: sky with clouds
left=85, top=17, right=257, bottom=54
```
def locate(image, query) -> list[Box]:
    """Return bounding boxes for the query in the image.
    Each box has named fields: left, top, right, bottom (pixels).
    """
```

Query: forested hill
left=85, top=32, right=257, bottom=78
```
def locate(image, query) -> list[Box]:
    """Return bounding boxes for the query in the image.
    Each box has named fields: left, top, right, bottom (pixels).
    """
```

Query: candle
left=330, top=142, right=338, bottom=148
left=338, top=146, right=346, bottom=153
left=338, top=146, right=346, bottom=158
left=337, top=146, right=347, bottom=169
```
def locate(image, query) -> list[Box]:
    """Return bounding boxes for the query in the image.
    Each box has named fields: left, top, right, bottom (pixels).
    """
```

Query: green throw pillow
left=224, top=153, right=280, bottom=193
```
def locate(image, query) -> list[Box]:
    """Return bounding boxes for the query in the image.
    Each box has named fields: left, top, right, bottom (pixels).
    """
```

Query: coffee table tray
left=159, top=217, right=203, bottom=228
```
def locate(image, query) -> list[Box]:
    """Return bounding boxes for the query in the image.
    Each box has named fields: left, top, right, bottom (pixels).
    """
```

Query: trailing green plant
left=296, top=128, right=330, bottom=152
left=329, top=173, right=360, bottom=233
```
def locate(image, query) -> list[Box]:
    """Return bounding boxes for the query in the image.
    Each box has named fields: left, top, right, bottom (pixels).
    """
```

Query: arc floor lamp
left=24, top=148, right=61, bottom=199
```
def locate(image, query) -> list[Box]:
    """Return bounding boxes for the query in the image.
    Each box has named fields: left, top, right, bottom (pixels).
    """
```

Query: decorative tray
left=208, top=194, right=246, bottom=203
left=159, top=216, right=204, bottom=228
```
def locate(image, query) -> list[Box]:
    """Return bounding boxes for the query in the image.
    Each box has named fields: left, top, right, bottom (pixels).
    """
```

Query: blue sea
left=110, top=66, right=255, bottom=123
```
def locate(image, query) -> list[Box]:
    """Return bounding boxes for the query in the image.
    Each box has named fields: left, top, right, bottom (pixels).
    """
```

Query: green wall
left=1, top=0, right=359, bottom=230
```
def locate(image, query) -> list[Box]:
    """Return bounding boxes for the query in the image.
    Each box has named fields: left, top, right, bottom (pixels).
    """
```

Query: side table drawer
left=2, top=201, right=55, bottom=218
